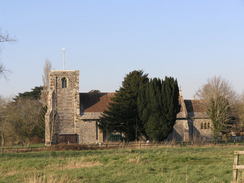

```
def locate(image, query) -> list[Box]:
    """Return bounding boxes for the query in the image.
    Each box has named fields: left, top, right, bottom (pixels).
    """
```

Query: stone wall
left=192, top=119, right=212, bottom=141
left=77, top=112, right=104, bottom=144
left=76, top=120, right=97, bottom=143
left=169, top=119, right=190, bottom=142
left=80, top=120, right=96, bottom=143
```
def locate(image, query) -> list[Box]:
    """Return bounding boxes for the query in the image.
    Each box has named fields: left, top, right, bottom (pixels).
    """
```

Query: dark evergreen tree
left=161, top=77, right=180, bottom=139
left=138, top=77, right=180, bottom=141
left=99, top=70, right=148, bottom=141
left=14, top=86, right=43, bottom=101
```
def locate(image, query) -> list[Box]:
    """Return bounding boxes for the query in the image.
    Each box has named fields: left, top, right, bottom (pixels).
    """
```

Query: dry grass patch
left=25, top=174, right=72, bottom=183
left=128, top=156, right=141, bottom=164
left=58, top=160, right=102, bottom=170
left=1, top=169, right=19, bottom=177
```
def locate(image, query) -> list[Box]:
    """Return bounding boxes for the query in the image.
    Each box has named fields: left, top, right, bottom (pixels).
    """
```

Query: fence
left=0, top=142, right=187, bottom=153
left=233, top=151, right=244, bottom=183
left=0, top=146, right=47, bottom=153
left=2, top=142, right=244, bottom=154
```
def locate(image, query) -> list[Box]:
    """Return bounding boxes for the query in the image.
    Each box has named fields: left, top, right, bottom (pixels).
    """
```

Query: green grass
left=0, top=145, right=243, bottom=183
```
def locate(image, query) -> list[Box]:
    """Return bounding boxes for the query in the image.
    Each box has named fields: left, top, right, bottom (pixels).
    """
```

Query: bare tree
left=0, top=96, right=8, bottom=146
left=0, top=96, right=14, bottom=147
left=0, top=31, right=15, bottom=75
left=196, top=76, right=236, bottom=103
left=40, top=60, right=52, bottom=106
left=3, top=98, right=42, bottom=145
left=0, top=33, right=14, bottom=42
left=0, top=65, right=5, bottom=74
left=196, top=76, right=236, bottom=139
left=42, top=59, right=52, bottom=88
left=232, top=94, right=244, bottom=132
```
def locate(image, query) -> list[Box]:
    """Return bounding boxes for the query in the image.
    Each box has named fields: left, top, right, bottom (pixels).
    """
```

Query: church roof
left=79, top=92, right=208, bottom=118
left=184, top=99, right=207, bottom=113
left=80, top=92, right=115, bottom=112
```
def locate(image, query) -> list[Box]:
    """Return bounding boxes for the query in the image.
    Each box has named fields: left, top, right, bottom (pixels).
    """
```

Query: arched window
left=207, top=123, right=210, bottom=129
left=61, top=77, right=67, bottom=88
left=204, top=123, right=207, bottom=129
left=201, top=122, right=204, bottom=129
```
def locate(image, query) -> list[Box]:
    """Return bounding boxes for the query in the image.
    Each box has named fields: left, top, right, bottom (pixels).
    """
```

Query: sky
left=1, top=0, right=244, bottom=99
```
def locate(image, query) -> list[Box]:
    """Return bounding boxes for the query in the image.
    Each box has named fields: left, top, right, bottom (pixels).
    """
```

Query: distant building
left=44, top=70, right=212, bottom=145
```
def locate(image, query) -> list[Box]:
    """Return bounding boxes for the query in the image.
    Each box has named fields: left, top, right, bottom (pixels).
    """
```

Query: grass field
left=0, top=145, right=243, bottom=183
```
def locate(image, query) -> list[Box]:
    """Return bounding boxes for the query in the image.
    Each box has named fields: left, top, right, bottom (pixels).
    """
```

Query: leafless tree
left=42, top=59, right=52, bottom=88
left=232, top=94, right=244, bottom=131
left=196, top=76, right=236, bottom=139
left=196, top=76, right=236, bottom=103
left=0, top=33, right=15, bottom=42
left=3, top=98, right=42, bottom=145
left=40, top=60, right=52, bottom=106
left=0, top=96, right=14, bottom=146
left=0, top=65, right=5, bottom=74
left=0, top=31, right=15, bottom=75
left=0, top=97, right=8, bottom=146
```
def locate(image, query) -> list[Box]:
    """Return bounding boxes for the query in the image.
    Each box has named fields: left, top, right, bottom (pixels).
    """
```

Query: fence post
left=233, top=151, right=240, bottom=183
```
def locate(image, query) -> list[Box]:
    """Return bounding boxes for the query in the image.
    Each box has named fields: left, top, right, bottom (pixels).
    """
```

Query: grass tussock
left=25, top=174, right=71, bottom=183
left=128, top=156, right=141, bottom=164
left=58, top=160, right=102, bottom=170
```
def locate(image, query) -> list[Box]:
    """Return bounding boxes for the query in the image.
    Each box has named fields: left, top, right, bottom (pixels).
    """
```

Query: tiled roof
left=80, top=92, right=115, bottom=112
left=80, top=92, right=207, bottom=115
left=184, top=99, right=207, bottom=113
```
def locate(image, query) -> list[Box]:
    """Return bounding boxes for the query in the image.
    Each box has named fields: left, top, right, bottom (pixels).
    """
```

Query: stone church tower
left=45, top=70, right=80, bottom=145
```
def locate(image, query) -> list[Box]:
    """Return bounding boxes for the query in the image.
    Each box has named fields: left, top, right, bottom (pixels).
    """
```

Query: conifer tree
left=99, top=70, right=148, bottom=141
left=138, top=77, right=180, bottom=141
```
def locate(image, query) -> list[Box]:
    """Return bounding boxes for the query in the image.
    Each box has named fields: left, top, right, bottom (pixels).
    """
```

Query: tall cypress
left=161, top=77, right=180, bottom=139
left=138, top=77, right=180, bottom=141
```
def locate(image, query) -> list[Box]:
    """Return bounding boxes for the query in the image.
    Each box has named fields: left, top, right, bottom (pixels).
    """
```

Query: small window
left=201, top=122, right=204, bottom=129
left=61, top=77, right=67, bottom=88
left=204, top=123, right=207, bottom=129
left=207, top=123, right=210, bottom=129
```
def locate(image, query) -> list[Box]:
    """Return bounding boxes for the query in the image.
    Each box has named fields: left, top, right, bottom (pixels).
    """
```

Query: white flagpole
left=62, top=48, right=66, bottom=70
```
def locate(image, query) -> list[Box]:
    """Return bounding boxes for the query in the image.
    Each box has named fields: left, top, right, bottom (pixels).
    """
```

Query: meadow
left=0, top=145, right=243, bottom=183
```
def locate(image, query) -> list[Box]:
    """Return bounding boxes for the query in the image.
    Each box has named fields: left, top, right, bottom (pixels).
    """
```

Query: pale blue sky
left=1, top=0, right=244, bottom=98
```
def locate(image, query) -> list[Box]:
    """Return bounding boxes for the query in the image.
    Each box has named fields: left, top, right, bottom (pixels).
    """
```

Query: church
left=44, top=70, right=212, bottom=145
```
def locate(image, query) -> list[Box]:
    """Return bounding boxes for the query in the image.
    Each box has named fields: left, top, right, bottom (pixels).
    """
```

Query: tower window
left=61, top=77, right=67, bottom=88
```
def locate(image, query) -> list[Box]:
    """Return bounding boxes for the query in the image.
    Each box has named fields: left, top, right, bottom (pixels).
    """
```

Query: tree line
left=99, top=70, right=180, bottom=142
